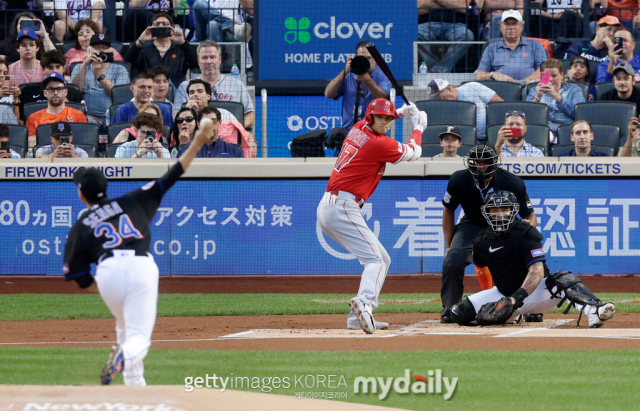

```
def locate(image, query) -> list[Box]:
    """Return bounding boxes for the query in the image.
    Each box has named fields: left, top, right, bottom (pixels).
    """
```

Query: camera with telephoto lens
left=145, top=129, right=156, bottom=143
left=350, top=55, right=370, bottom=76
left=98, top=52, right=114, bottom=62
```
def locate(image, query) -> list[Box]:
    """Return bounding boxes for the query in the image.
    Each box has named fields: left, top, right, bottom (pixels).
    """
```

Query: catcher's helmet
left=365, top=98, right=397, bottom=125
left=482, top=190, right=520, bottom=232
left=464, top=145, right=500, bottom=190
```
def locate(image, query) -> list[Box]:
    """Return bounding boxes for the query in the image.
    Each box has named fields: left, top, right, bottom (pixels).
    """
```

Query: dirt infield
left=2, top=274, right=639, bottom=294
left=2, top=313, right=639, bottom=351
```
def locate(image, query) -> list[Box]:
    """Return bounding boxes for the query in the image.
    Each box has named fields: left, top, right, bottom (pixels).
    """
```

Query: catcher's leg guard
left=546, top=270, right=602, bottom=325
left=450, top=297, right=476, bottom=326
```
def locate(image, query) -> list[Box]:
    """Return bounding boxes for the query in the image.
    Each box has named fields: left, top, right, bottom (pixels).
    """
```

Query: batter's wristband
left=511, top=288, right=529, bottom=308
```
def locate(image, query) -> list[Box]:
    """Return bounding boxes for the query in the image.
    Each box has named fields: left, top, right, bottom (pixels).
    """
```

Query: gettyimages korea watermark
left=184, top=369, right=458, bottom=401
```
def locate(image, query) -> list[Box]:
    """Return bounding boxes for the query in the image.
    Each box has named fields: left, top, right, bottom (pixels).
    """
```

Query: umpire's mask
left=482, top=190, right=520, bottom=232
left=464, top=145, right=499, bottom=190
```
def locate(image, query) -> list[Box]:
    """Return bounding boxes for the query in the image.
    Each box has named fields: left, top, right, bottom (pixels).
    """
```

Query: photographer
left=114, top=112, right=170, bottom=158
left=126, top=13, right=198, bottom=87
left=0, top=124, right=20, bottom=159
left=324, top=41, right=391, bottom=131
left=71, top=34, right=129, bottom=126
left=597, top=27, right=640, bottom=83
left=35, top=122, right=89, bottom=158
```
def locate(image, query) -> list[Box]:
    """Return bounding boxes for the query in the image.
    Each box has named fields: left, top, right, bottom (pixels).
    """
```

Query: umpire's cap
left=73, top=167, right=107, bottom=203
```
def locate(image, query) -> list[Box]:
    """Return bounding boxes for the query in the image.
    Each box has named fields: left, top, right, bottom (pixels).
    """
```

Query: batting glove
left=396, top=102, right=417, bottom=118
left=412, top=111, right=428, bottom=133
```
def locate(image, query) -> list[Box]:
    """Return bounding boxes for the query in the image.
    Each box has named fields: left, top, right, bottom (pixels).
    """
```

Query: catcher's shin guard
left=450, top=297, right=476, bottom=326
left=546, top=270, right=602, bottom=324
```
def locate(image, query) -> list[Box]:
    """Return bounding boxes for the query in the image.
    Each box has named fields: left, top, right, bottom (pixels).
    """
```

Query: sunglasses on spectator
left=505, top=110, right=526, bottom=119
left=176, top=116, right=195, bottom=124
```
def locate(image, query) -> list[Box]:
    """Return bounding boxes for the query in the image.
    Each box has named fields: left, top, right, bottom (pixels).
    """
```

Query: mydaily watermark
left=354, top=369, right=458, bottom=401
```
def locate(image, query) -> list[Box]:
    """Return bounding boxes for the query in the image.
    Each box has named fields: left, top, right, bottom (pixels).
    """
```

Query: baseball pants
left=95, top=251, right=159, bottom=386
left=317, top=191, right=390, bottom=325
left=441, top=219, right=484, bottom=309
left=467, top=278, right=564, bottom=316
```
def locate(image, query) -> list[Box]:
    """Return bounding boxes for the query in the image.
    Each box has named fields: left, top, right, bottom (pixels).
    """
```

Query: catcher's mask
left=482, top=190, right=520, bottom=232
left=464, top=145, right=499, bottom=190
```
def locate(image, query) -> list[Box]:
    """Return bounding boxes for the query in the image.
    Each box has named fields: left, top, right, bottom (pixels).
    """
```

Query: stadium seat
left=7, top=125, right=28, bottom=149
left=595, top=83, right=640, bottom=100
left=551, top=144, right=614, bottom=156
left=36, top=122, right=99, bottom=147
left=106, top=144, right=122, bottom=158
left=574, top=101, right=637, bottom=141
left=111, top=84, right=133, bottom=104
left=557, top=124, right=620, bottom=154
left=421, top=125, right=477, bottom=145
left=486, top=124, right=551, bottom=155
left=472, top=81, right=522, bottom=101
left=11, top=146, right=25, bottom=158
left=208, top=101, right=245, bottom=125
left=23, top=102, right=86, bottom=119
left=486, top=101, right=549, bottom=131
left=415, top=100, right=476, bottom=127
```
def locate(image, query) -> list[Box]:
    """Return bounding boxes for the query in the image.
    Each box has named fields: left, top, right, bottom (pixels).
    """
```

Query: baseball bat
left=366, top=42, right=409, bottom=104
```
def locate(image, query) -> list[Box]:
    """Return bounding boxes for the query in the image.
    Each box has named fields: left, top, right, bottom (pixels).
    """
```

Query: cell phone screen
left=614, top=37, right=624, bottom=52
left=0, top=141, right=10, bottom=152
left=60, top=136, right=70, bottom=145
left=540, top=71, right=550, bottom=85
left=20, top=20, right=40, bottom=32
left=151, top=27, right=172, bottom=38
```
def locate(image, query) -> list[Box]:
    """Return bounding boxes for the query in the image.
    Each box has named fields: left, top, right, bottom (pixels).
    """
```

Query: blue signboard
left=1, top=179, right=639, bottom=275
left=257, top=0, right=417, bottom=80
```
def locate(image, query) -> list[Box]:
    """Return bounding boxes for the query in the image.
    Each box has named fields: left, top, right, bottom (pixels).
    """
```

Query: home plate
left=221, top=328, right=401, bottom=339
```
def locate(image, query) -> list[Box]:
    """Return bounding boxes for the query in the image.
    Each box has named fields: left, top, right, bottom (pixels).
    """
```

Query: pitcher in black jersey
left=63, top=117, right=218, bottom=386
left=449, top=190, right=615, bottom=328
left=440, top=145, right=538, bottom=323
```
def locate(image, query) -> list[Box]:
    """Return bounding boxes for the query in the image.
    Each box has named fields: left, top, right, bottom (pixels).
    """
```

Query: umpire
left=440, top=145, right=537, bottom=323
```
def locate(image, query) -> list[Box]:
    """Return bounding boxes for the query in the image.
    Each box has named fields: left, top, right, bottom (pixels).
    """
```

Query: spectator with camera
left=8, top=28, right=45, bottom=86
left=620, top=116, right=640, bottom=157
left=112, top=72, right=173, bottom=127
left=26, top=73, right=88, bottom=147
left=476, top=10, right=546, bottom=84
left=53, top=0, right=104, bottom=43
left=148, top=65, right=173, bottom=108
left=64, top=19, right=124, bottom=76
left=527, top=58, right=585, bottom=134
left=35, top=121, right=89, bottom=158
left=600, top=62, right=640, bottom=106
left=0, top=58, right=21, bottom=123
left=563, top=16, right=620, bottom=63
left=126, top=12, right=198, bottom=87
left=173, top=40, right=254, bottom=130
left=557, top=120, right=609, bottom=157
left=112, top=102, right=166, bottom=145
left=177, top=106, right=244, bottom=158
left=495, top=110, right=544, bottom=157
left=0, top=124, right=20, bottom=159
left=324, top=40, right=391, bottom=132
left=596, top=27, right=640, bottom=82
left=71, top=34, right=129, bottom=126
left=115, top=112, right=170, bottom=158
left=0, top=12, right=57, bottom=63
left=19, top=51, right=86, bottom=122
left=123, top=0, right=176, bottom=42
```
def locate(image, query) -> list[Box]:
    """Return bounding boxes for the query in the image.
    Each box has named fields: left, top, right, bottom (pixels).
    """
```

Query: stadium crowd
left=0, top=1, right=639, bottom=158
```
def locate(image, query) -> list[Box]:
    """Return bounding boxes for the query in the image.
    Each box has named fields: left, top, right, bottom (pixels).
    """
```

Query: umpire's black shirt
left=442, top=168, right=535, bottom=226
left=473, top=221, right=548, bottom=295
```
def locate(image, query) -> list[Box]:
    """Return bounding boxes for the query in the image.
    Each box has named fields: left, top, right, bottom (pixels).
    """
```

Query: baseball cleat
left=347, top=320, right=389, bottom=330
left=349, top=298, right=376, bottom=334
left=440, top=308, right=454, bottom=324
left=586, top=302, right=615, bottom=328
left=101, top=344, right=125, bottom=385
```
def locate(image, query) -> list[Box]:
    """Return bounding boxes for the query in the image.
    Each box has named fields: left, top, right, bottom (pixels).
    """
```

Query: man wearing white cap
left=476, top=10, right=547, bottom=85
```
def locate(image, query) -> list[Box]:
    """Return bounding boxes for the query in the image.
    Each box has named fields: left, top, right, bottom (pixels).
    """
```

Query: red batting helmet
left=365, top=98, right=397, bottom=125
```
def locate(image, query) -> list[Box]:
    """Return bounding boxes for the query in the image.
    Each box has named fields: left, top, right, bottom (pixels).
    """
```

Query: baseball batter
left=63, top=118, right=218, bottom=386
left=450, top=191, right=615, bottom=328
left=317, top=98, right=428, bottom=334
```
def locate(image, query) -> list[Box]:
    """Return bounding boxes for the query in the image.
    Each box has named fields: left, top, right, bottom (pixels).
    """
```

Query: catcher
left=450, top=190, right=615, bottom=328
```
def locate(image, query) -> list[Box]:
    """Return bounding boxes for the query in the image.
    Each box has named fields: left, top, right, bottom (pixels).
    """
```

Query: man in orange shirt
left=26, top=72, right=87, bottom=147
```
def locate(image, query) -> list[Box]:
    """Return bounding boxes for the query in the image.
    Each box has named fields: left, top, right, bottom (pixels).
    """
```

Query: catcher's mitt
left=476, top=297, right=515, bottom=325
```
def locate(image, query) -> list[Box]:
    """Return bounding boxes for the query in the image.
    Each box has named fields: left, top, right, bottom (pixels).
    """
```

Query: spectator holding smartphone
left=527, top=58, right=585, bottom=134
left=65, top=19, right=124, bottom=76
left=0, top=124, right=20, bottom=159
left=112, top=102, right=166, bottom=145
left=495, top=110, right=544, bottom=157
left=597, top=27, right=640, bottom=83
left=35, top=122, right=88, bottom=158
left=0, top=58, right=22, bottom=122
left=71, top=34, right=129, bottom=127
left=0, top=12, right=57, bottom=64
left=114, top=112, right=170, bottom=158
left=8, top=28, right=45, bottom=86
left=126, top=13, right=198, bottom=86
left=619, top=116, right=640, bottom=157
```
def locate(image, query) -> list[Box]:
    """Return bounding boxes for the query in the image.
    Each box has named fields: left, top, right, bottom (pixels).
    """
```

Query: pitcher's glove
left=476, top=297, right=515, bottom=325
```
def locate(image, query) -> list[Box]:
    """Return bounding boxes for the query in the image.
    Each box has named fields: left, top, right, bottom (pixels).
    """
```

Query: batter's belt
left=328, top=190, right=365, bottom=208
left=98, top=249, right=151, bottom=263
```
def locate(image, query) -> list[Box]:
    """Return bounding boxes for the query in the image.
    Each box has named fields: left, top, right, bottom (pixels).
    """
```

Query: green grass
left=1, top=293, right=639, bottom=321
left=1, top=347, right=639, bottom=410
